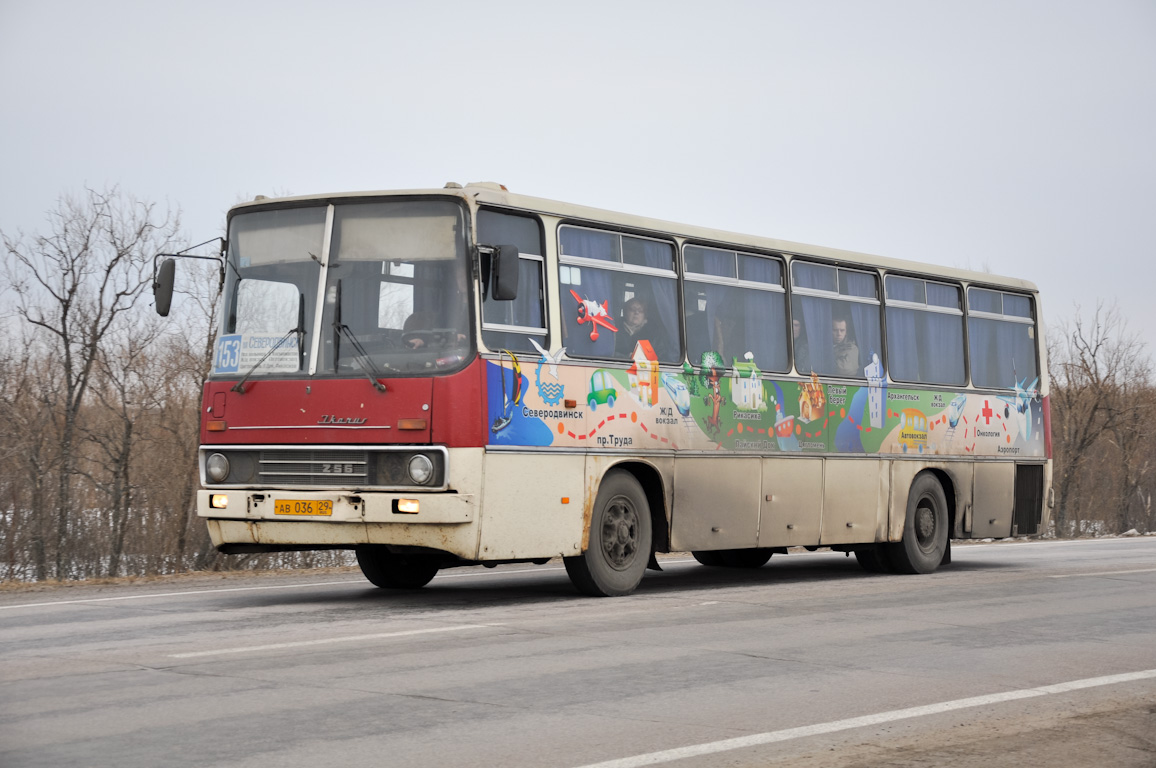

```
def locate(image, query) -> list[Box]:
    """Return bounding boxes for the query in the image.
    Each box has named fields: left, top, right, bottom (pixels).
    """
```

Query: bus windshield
left=215, top=199, right=471, bottom=379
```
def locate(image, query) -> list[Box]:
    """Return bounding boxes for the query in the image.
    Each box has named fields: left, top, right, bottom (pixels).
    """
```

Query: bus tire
left=694, top=549, right=773, bottom=568
left=888, top=473, right=949, bottom=574
left=356, top=546, right=439, bottom=589
left=564, top=470, right=652, bottom=596
left=854, top=546, right=893, bottom=573
left=692, top=550, right=724, bottom=566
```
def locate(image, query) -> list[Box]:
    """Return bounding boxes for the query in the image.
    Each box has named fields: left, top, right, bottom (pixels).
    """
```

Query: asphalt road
left=2, top=538, right=1155, bottom=768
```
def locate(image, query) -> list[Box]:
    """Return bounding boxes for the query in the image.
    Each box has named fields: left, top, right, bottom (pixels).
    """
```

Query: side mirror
left=154, top=258, right=176, bottom=317
left=491, top=244, right=519, bottom=301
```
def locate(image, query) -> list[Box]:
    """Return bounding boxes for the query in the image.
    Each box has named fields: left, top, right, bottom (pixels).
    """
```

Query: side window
left=790, top=262, right=882, bottom=379
left=683, top=245, right=788, bottom=372
left=478, top=210, right=547, bottom=353
left=558, top=225, right=679, bottom=363
left=968, top=288, right=1038, bottom=389
left=884, top=276, right=965, bottom=385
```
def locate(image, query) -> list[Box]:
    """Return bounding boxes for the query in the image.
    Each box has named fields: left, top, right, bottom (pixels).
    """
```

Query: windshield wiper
left=332, top=279, right=388, bottom=393
left=231, top=294, right=306, bottom=394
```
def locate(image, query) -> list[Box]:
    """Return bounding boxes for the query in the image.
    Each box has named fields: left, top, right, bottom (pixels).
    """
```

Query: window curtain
left=687, top=255, right=731, bottom=365
left=886, top=306, right=920, bottom=381
left=683, top=283, right=714, bottom=365
left=971, top=318, right=1036, bottom=388
left=737, top=258, right=787, bottom=372
left=921, top=312, right=965, bottom=384
left=560, top=228, right=617, bottom=261
left=845, top=302, right=881, bottom=377
left=795, top=296, right=836, bottom=374
left=636, top=240, right=679, bottom=359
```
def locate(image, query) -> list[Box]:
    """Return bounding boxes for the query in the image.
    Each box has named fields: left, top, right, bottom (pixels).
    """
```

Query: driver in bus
left=404, top=268, right=469, bottom=349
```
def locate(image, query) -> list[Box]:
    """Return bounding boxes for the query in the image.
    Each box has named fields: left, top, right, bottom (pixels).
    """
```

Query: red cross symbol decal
left=981, top=400, right=994, bottom=425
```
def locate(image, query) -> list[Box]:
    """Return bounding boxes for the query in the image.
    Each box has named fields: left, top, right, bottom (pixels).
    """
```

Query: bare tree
left=1108, top=381, right=1154, bottom=533
left=3, top=187, right=181, bottom=578
left=80, top=313, right=167, bottom=577
left=1048, top=303, right=1151, bottom=536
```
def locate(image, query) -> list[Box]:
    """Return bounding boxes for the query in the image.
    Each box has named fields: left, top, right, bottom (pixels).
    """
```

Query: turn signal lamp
left=210, top=494, right=229, bottom=509
left=206, top=420, right=227, bottom=432
left=393, top=499, right=420, bottom=514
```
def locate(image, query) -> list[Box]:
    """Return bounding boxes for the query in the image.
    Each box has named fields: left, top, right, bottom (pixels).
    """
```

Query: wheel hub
left=915, top=502, right=936, bottom=545
left=601, top=499, right=639, bottom=570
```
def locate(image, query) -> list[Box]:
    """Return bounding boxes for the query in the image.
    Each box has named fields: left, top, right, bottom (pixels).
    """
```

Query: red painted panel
left=431, top=357, right=488, bottom=448
left=200, top=377, right=435, bottom=445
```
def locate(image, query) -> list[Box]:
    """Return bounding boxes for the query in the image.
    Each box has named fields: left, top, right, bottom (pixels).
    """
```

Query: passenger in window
left=832, top=316, right=859, bottom=377
left=793, top=318, right=811, bottom=374
left=685, top=302, right=711, bottom=365
left=712, top=305, right=738, bottom=363
left=615, top=298, right=651, bottom=357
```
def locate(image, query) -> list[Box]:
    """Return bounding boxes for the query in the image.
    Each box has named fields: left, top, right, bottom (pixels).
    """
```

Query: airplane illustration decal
left=569, top=289, right=618, bottom=341
left=999, top=375, right=1040, bottom=441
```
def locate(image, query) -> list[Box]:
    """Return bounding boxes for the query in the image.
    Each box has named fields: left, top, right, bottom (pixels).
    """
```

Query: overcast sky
left=2, top=0, right=1153, bottom=345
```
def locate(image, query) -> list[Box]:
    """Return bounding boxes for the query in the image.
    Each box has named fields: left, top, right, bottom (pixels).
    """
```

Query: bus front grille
left=259, top=450, right=369, bottom=486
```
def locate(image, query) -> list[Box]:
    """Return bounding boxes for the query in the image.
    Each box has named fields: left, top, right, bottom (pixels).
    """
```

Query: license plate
left=274, top=499, right=333, bottom=516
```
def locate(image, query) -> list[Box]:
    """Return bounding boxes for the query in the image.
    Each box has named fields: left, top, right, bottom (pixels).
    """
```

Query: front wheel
left=356, top=546, right=439, bottom=589
left=887, top=472, right=949, bottom=574
left=564, top=470, right=652, bottom=596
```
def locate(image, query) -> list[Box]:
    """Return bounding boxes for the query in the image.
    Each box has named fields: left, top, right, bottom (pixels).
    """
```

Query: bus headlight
left=407, top=454, right=434, bottom=485
left=206, top=453, right=230, bottom=483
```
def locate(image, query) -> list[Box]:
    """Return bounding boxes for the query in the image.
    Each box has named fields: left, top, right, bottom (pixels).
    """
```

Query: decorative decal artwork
left=569, top=290, right=617, bottom=341
left=626, top=341, right=660, bottom=407
left=486, top=352, right=555, bottom=446
left=529, top=339, right=567, bottom=406
left=484, top=349, right=1047, bottom=460
left=490, top=351, right=522, bottom=434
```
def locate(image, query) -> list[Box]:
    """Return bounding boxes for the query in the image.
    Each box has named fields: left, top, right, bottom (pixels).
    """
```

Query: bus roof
left=229, top=182, right=1039, bottom=293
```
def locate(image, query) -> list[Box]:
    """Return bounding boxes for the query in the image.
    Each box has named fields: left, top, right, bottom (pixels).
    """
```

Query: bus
left=153, top=182, right=1052, bottom=596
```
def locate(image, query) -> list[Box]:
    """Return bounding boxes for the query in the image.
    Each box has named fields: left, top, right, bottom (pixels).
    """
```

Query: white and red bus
left=154, top=183, right=1052, bottom=596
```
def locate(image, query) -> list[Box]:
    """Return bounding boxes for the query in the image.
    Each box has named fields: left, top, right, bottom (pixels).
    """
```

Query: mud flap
left=647, top=552, right=662, bottom=571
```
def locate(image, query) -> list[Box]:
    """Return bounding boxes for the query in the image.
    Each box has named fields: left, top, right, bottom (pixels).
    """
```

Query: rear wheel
left=888, top=472, right=949, bottom=574
left=564, top=470, right=652, bottom=596
left=356, top=546, right=440, bottom=589
left=854, top=546, right=893, bottom=573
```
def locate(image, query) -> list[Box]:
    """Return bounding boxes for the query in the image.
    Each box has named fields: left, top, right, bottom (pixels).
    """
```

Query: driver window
left=479, top=209, right=547, bottom=353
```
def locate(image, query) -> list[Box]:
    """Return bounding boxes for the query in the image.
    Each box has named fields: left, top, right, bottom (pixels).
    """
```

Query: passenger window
left=683, top=245, right=788, bottom=372
left=790, top=262, right=881, bottom=379
left=559, top=226, right=679, bottom=363
left=968, top=289, right=1038, bottom=389
left=884, top=276, right=965, bottom=385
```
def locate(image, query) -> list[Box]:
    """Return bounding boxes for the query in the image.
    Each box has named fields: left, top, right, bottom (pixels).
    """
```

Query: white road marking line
left=1049, top=567, right=1156, bottom=578
left=570, top=669, right=1156, bottom=768
left=168, top=623, right=502, bottom=658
